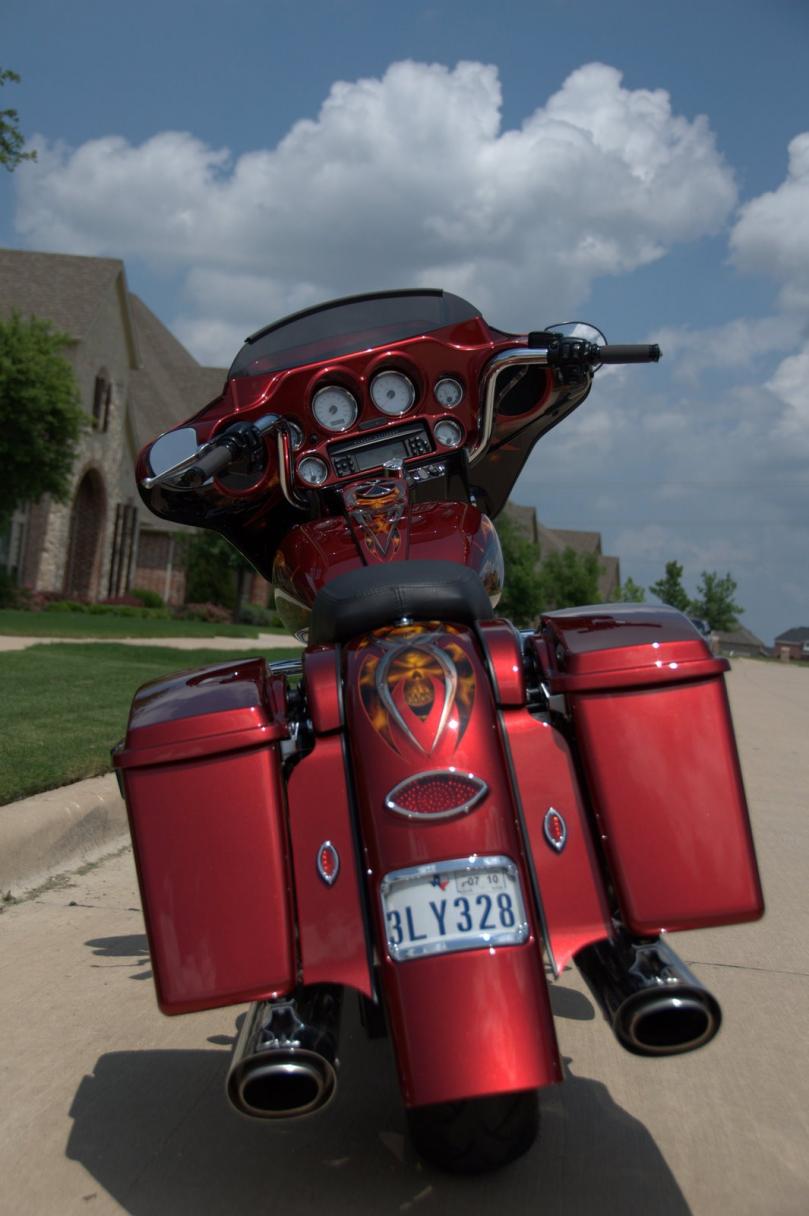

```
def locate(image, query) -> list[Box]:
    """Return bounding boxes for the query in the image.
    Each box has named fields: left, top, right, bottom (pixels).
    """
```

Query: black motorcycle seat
left=308, top=559, right=494, bottom=645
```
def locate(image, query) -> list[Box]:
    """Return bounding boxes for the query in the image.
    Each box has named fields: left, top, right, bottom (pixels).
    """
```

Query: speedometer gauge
left=312, top=385, right=358, bottom=432
left=370, top=371, right=416, bottom=416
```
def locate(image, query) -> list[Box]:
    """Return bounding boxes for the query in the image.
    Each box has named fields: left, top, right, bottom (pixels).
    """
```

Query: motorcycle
left=114, top=290, right=763, bottom=1173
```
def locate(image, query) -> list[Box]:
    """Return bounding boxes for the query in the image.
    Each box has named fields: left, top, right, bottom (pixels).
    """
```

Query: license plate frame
left=379, top=854, right=529, bottom=962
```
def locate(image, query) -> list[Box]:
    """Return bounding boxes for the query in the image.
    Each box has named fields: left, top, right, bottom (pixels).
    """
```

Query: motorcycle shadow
left=66, top=1002, right=691, bottom=1215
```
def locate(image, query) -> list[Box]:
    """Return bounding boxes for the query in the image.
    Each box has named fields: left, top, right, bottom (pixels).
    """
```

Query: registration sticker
left=380, top=855, right=529, bottom=962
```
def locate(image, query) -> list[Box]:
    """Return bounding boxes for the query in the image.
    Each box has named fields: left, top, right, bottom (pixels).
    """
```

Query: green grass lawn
left=0, top=608, right=283, bottom=638
left=0, top=642, right=296, bottom=804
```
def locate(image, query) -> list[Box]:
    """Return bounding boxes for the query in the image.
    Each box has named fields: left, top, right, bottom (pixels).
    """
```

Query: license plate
left=380, top=855, right=529, bottom=962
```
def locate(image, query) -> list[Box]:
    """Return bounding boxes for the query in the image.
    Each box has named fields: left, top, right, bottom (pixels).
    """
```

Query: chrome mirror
left=147, top=427, right=200, bottom=477
left=545, top=321, right=607, bottom=347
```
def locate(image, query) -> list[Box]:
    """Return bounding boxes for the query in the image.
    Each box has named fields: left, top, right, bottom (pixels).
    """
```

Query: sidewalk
left=0, top=631, right=303, bottom=652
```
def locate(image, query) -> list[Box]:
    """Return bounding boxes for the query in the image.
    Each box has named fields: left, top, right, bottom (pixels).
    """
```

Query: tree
left=494, top=514, right=545, bottom=626
left=182, top=529, right=256, bottom=617
left=0, top=312, right=86, bottom=529
left=690, top=571, right=743, bottom=632
left=649, top=560, right=691, bottom=613
left=537, top=547, right=602, bottom=611
left=1, top=68, right=36, bottom=171
left=615, top=577, right=645, bottom=603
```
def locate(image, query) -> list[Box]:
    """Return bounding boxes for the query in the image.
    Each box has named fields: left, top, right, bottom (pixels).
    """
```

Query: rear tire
left=406, top=1089, right=539, bottom=1174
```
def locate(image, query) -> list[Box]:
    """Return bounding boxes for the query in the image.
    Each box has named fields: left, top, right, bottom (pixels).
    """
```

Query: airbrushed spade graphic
left=358, top=622, right=475, bottom=756
left=344, top=479, right=407, bottom=561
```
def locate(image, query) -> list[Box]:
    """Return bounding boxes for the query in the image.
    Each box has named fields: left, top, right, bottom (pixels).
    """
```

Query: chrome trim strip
left=470, top=347, right=550, bottom=466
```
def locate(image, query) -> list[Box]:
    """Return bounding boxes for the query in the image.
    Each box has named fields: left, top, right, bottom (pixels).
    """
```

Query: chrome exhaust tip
left=616, top=988, right=721, bottom=1056
left=226, top=986, right=341, bottom=1120
left=575, top=933, right=722, bottom=1057
left=228, top=1049, right=337, bottom=1118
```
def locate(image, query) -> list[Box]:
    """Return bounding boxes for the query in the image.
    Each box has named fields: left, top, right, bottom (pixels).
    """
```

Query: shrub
left=174, top=601, right=232, bottom=624
left=0, top=569, right=21, bottom=608
left=237, top=602, right=282, bottom=628
left=42, top=598, right=168, bottom=619
left=129, top=587, right=164, bottom=609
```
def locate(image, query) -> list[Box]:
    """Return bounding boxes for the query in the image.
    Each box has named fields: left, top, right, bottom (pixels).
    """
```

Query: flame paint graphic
left=358, top=623, right=475, bottom=755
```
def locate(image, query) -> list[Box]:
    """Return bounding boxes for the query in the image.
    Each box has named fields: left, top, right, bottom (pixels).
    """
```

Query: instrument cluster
left=309, top=369, right=465, bottom=434
left=294, top=365, right=468, bottom=488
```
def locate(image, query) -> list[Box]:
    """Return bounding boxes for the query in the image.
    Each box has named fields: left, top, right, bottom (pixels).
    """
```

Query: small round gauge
left=434, top=377, right=464, bottom=408
left=286, top=420, right=304, bottom=451
left=370, top=370, right=416, bottom=416
left=312, top=385, right=358, bottom=432
left=297, top=455, right=329, bottom=486
left=434, top=419, right=464, bottom=449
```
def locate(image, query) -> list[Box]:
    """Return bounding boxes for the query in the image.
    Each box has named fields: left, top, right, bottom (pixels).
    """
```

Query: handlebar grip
left=597, top=344, right=661, bottom=364
left=180, top=439, right=237, bottom=488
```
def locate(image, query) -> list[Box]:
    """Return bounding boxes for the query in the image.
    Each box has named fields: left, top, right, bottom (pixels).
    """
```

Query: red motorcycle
left=114, top=290, right=763, bottom=1173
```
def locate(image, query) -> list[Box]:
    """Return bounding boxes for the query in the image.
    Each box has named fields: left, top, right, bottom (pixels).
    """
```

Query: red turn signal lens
left=385, top=770, right=488, bottom=820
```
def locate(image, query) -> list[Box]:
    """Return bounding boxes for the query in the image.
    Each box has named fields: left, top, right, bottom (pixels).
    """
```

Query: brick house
left=0, top=248, right=230, bottom=606
left=503, top=500, right=621, bottom=602
left=773, top=626, right=809, bottom=662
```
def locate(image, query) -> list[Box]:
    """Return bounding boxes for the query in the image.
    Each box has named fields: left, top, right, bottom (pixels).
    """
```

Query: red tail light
left=385, top=770, right=487, bottom=820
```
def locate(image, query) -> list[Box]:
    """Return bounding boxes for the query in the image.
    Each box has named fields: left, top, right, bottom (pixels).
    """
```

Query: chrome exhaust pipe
left=226, top=985, right=341, bottom=1118
left=575, top=933, right=721, bottom=1057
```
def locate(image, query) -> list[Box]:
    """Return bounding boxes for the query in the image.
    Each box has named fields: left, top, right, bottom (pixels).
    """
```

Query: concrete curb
left=0, top=774, right=129, bottom=897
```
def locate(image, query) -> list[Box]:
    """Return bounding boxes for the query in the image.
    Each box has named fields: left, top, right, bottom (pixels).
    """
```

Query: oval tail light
left=385, top=770, right=488, bottom=820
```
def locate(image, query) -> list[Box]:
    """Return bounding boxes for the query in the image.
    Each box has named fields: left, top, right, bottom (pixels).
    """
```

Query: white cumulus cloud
left=15, top=60, right=736, bottom=364
left=730, top=132, right=809, bottom=311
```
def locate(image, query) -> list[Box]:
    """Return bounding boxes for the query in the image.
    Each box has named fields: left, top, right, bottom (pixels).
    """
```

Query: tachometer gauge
left=434, top=378, right=464, bottom=408
left=370, top=371, right=416, bottom=416
left=312, top=385, right=358, bottom=432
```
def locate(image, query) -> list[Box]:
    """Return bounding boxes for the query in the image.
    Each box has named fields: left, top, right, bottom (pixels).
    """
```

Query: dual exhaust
left=575, top=932, right=722, bottom=1056
left=226, top=937, right=718, bottom=1122
left=227, top=985, right=341, bottom=1119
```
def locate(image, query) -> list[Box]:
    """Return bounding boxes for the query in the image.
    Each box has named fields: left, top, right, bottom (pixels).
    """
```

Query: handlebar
left=179, top=438, right=240, bottom=488
left=591, top=343, right=661, bottom=364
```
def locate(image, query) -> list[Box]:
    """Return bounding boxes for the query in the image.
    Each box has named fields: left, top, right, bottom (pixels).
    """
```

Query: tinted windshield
left=228, top=289, right=481, bottom=378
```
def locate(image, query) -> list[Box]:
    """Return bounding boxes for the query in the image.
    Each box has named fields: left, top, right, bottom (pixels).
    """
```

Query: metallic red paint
left=342, top=623, right=560, bottom=1104
left=477, top=619, right=526, bottom=706
left=273, top=500, right=504, bottom=636
left=534, top=606, right=764, bottom=935
left=116, top=659, right=296, bottom=1014
left=286, top=734, right=373, bottom=997
left=303, top=646, right=343, bottom=734
left=498, top=707, right=611, bottom=969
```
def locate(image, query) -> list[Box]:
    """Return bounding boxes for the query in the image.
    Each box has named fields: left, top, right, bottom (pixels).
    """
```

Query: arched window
left=64, top=469, right=107, bottom=599
left=92, top=369, right=112, bottom=432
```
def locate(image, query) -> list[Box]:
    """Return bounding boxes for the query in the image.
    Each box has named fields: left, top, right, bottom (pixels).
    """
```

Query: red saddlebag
left=114, top=658, right=296, bottom=1014
left=532, top=606, right=764, bottom=936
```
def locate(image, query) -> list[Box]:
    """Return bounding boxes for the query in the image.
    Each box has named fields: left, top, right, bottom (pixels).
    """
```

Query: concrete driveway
left=0, top=658, right=806, bottom=1214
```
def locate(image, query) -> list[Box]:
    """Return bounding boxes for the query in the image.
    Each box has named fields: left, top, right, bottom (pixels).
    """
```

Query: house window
left=92, top=370, right=113, bottom=432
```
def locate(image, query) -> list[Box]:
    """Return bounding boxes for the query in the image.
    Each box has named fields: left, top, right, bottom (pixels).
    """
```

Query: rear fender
left=342, top=620, right=562, bottom=1106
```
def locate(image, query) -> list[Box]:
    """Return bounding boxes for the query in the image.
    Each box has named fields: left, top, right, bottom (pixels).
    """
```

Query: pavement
left=0, top=657, right=806, bottom=1213
left=0, top=631, right=303, bottom=652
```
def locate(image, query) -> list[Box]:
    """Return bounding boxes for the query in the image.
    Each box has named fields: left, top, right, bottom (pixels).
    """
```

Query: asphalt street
left=1, top=658, right=807, bottom=1215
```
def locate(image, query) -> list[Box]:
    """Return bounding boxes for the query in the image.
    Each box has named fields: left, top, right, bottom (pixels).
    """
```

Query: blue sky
left=2, top=0, right=808, bottom=643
